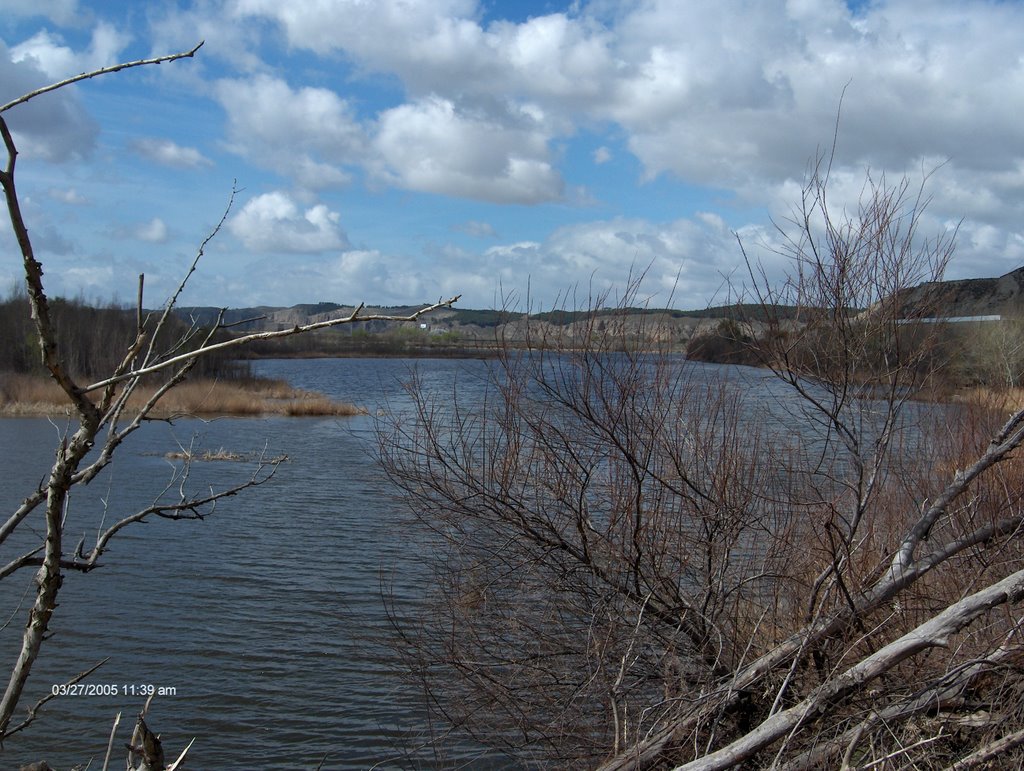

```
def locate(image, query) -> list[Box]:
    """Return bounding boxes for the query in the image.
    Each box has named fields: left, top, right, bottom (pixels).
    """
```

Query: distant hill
left=170, top=301, right=793, bottom=356
left=174, top=303, right=447, bottom=332
left=173, top=302, right=798, bottom=334
left=173, top=261, right=1024, bottom=345
left=897, top=266, right=1024, bottom=319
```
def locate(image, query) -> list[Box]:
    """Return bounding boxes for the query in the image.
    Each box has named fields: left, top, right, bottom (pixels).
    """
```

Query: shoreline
left=0, top=374, right=363, bottom=418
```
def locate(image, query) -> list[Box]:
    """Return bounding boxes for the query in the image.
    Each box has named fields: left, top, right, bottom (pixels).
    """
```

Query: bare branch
left=0, top=42, right=204, bottom=114
left=83, top=295, right=461, bottom=393
left=674, top=568, right=1024, bottom=771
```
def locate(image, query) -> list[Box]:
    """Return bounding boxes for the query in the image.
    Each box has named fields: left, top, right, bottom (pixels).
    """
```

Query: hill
left=897, top=265, right=1024, bottom=319
left=171, top=302, right=802, bottom=357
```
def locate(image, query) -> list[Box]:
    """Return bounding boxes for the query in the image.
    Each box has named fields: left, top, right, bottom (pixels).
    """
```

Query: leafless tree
left=0, top=45, right=457, bottom=763
left=379, top=160, right=1024, bottom=769
left=962, top=315, right=1024, bottom=388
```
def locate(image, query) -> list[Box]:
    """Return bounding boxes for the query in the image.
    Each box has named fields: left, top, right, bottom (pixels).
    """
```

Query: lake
left=0, top=357, right=511, bottom=769
left=0, top=355, right=874, bottom=769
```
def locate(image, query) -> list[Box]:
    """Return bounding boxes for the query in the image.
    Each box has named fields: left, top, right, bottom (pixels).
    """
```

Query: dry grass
left=955, top=384, right=1024, bottom=413
left=0, top=373, right=364, bottom=418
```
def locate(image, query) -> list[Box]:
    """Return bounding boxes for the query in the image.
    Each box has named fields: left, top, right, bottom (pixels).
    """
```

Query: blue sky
left=1, top=0, right=1022, bottom=311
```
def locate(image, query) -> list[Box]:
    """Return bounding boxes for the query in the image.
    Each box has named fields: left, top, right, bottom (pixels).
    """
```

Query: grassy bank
left=0, top=374, right=364, bottom=417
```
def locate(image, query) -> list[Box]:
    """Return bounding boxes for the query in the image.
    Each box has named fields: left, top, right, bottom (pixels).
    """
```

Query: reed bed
left=955, top=384, right=1024, bottom=412
left=0, top=374, right=364, bottom=417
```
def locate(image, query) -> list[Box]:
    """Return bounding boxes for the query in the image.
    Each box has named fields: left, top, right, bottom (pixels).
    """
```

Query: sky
left=0, top=0, right=1022, bottom=312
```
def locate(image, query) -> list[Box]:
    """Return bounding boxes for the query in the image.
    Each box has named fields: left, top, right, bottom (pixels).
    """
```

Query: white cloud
left=0, top=40, right=98, bottom=162
left=234, top=1, right=614, bottom=104
left=229, top=192, right=350, bottom=253
left=235, top=247, right=435, bottom=307
left=148, top=4, right=266, bottom=74
left=1, top=0, right=84, bottom=26
left=134, top=218, right=169, bottom=243
left=603, top=1, right=1024, bottom=198
left=232, top=0, right=1024, bottom=250
left=2, top=20, right=130, bottom=163
left=232, top=0, right=479, bottom=60
left=132, top=138, right=212, bottom=169
left=373, top=96, right=563, bottom=204
left=215, top=70, right=566, bottom=204
left=6, top=0, right=1024, bottom=309
left=417, top=215, right=763, bottom=310
left=215, top=74, right=364, bottom=190
left=9, top=22, right=128, bottom=80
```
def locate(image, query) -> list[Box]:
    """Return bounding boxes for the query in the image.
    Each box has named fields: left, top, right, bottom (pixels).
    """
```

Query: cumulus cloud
left=215, top=75, right=566, bottom=203
left=374, top=96, right=563, bottom=204
left=421, top=215, right=764, bottom=310
left=131, top=138, right=212, bottom=169
left=2, top=20, right=129, bottom=162
left=234, top=247, right=434, bottom=307
left=228, top=212, right=759, bottom=309
left=229, top=192, right=350, bottom=253
left=215, top=75, right=364, bottom=190
left=234, top=1, right=615, bottom=104
left=7, top=0, right=1024, bottom=307
left=0, top=40, right=98, bottom=162
left=231, top=1, right=1024, bottom=241
left=147, top=4, right=266, bottom=74
left=604, top=1, right=1024, bottom=205
left=9, top=22, right=128, bottom=80
left=233, top=0, right=479, bottom=62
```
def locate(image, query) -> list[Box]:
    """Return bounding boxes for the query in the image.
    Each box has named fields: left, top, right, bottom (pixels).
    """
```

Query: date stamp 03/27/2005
left=50, top=683, right=179, bottom=697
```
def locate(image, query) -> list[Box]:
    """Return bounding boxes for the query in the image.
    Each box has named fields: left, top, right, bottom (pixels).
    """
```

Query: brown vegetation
left=0, top=373, right=361, bottom=417
left=378, top=163, right=1024, bottom=769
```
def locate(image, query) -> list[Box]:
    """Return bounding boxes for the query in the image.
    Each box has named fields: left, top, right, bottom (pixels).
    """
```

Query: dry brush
left=379, top=162, right=1024, bottom=769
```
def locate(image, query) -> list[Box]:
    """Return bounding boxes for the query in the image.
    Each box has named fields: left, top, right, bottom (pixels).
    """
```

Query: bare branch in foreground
left=83, top=296, right=462, bottom=394
left=0, top=39, right=459, bottom=751
left=0, top=42, right=204, bottom=114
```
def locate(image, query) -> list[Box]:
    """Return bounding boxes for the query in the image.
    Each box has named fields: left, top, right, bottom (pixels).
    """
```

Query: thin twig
left=0, top=42, right=204, bottom=114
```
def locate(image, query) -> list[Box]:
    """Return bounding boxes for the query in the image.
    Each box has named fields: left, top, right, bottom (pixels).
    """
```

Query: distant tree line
left=528, top=302, right=802, bottom=327
left=240, top=324, right=494, bottom=358
left=0, top=289, right=247, bottom=380
left=685, top=311, right=1024, bottom=387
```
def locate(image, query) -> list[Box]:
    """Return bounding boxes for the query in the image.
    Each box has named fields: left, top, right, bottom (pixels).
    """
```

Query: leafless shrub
left=379, top=159, right=1024, bottom=770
